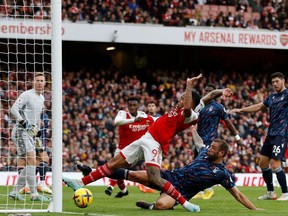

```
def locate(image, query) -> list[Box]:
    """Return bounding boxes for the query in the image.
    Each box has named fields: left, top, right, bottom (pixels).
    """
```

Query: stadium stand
left=1, top=0, right=287, bottom=30
left=1, top=66, right=282, bottom=175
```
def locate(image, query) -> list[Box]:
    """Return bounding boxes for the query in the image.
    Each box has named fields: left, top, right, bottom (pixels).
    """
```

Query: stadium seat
left=201, top=10, right=209, bottom=20
left=202, top=5, right=210, bottom=12
left=210, top=5, right=219, bottom=12
left=218, top=5, right=228, bottom=13
left=194, top=5, right=202, bottom=11
left=227, top=6, right=236, bottom=14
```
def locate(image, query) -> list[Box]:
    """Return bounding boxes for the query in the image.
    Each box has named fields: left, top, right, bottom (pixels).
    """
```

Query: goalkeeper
left=77, top=126, right=263, bottom=211
left=9, top=73, right=50, bottom=202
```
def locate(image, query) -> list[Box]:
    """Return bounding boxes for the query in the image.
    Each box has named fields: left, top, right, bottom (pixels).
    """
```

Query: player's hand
left=35, top=137, right=42, bottom=148
left=221, top=88, right=233, bottom=100
left=20, top=120, right=39, bottom=137
left=191, top=124, right=197, bottom=131
left=190, top=73, right=203, bottom=81
left=27, top=125, right=39, bottom=137
left=187, top=74, right=203, bottom=86
left=236, top=140, right=246, bottom=149
left=230, top=108, right=241, bottom=114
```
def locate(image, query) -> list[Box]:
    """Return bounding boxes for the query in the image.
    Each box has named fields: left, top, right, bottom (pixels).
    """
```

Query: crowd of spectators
left=1, top=0, right=288, bottom=31
left=1, top=66, right=286, bottom=175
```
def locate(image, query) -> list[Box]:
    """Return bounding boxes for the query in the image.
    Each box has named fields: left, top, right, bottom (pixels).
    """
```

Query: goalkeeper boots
left=19, top=186, right=31, bottom=194
left=9, top=192, right=25, bottom=201
left=257, top=191, right=277, bottom=200
left=62, top=177, right=83, bottom=191
left=31, top=194, right=51, bottom=202
left=37, top=184, right=52, bottom=194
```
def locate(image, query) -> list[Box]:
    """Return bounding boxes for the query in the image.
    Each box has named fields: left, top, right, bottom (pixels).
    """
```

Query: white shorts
left=120, top=132, right=163, bottom=168
left=114, top=148, right=121, bottom=156
left=11, top=125, right=35, bottom=156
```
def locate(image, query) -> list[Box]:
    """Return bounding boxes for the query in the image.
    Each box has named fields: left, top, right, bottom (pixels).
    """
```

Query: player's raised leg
left=63, top=153, right=130, bottom=191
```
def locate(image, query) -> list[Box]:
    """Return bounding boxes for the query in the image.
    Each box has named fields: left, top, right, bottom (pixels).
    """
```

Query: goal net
left=0, top=0, right=61, bottom=213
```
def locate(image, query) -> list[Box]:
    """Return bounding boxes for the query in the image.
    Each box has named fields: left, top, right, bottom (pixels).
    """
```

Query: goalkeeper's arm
left=11, top=93, right=39, bottom=137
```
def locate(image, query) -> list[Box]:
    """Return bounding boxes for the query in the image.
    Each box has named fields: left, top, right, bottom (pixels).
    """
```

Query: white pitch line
left=62, top=212, right=116, bottom=216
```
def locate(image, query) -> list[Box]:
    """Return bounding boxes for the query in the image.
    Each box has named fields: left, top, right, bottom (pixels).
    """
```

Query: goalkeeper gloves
left=35, top=137, right=42, bottom=148
left=76, top=161, right=92, bottom=176
left=19, top=120, right=39, bottom=137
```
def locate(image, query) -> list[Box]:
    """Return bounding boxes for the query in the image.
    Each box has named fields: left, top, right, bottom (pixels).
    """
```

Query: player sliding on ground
left=63, top=74, right=233, bottom=212
left=78, top=126, right=263, bottom=211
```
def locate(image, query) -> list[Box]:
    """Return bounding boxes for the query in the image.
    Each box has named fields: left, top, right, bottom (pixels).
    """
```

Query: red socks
left=82, top=164, right=112, bottom=185
left=109, top=179, right=117, bottom=187
left=162, top=181, right=186, bottom=205
left=117, top=179, right=126, bottom=190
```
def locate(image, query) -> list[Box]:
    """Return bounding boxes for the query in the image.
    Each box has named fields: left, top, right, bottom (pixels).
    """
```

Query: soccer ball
left=73, top=188, right=93, bottom=208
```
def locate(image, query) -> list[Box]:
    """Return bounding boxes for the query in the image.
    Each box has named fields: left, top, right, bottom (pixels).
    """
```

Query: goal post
left=51, top=0, right=63, bottom=213
left=0, top=0, right=62, bottom=213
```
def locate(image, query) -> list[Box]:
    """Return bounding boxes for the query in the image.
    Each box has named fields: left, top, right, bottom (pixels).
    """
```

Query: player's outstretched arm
left=230, top=102, right=265, bottom=114
left=202, top=88, right=233, bottom=105
left=191, top=125, right=205, bottom=151
left=114, top=110, right=135, bottom=126
left=227, top=187, right=264, bottom=210
left=183, top=74, right=203, bottom=117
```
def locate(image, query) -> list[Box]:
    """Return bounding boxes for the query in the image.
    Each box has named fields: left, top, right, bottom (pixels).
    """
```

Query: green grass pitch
left=0, top=186, right=287, bottom=216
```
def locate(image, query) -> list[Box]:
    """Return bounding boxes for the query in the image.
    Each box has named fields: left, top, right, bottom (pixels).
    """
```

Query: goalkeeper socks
left=38, top=161, right=48, bottom=181
left=13, top=167, right=27, bottom=193
left=162, top=181, right=186, bottom=205
left=26, top=165, right=37, bottom=194
left=82, top=164, right=112, bottom=185
left=262, top=167, right=274, bottom=191
left=274, top=168, right=288, bottom=193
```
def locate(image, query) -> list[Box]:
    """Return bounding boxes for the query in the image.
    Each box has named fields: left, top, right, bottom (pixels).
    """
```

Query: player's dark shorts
left=261, top=135, right=288, bottom=161
left=160, top=170, right=175, bottom=185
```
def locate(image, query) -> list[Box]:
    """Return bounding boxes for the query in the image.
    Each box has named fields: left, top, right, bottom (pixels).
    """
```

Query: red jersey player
left=63, top=74, right=233, bottom=212
left=105, top=97, right=154, bottom=197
